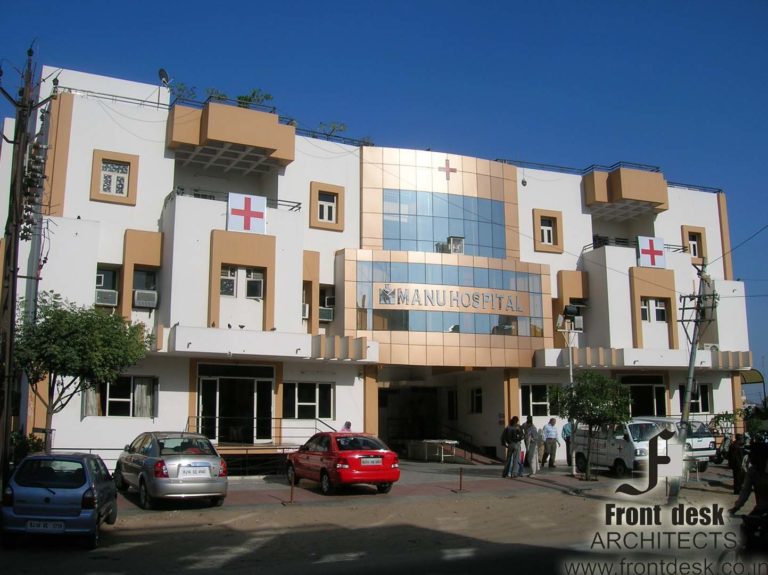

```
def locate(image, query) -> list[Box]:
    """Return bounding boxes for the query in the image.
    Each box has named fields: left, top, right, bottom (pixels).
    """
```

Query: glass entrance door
left=198, top=377, right=273, bottom=443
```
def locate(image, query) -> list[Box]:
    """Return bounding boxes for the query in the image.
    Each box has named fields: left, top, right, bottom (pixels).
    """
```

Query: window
left=688, top=233, right=699, bottom=258
left=133, top=269, right=157, bottom=290
left=540, top=218, right=554, bottom=245
left=97, top=268, right=117, bottom=290
left=282, top=382, right=333, bottom=419
left=678, top=384, right=711, bottom=413
left=654, top=300, right=667, bottom=322
left=681, top=225, right=707, bottom=263
left=82, top=376, right=158, bottom=418
left=641, top=298, right=650, bottom=322
left=101, top=160, right=130, bottom=196
left=641, top=298, right=667, bottom=323
left=90, top=150, right=139, bottom=206
left=469, top=388, right=482, bottom=414
left=220, top=265, right=236, bottom=296
left=310, top=182, right=345, bottom=232
left=447, top=388, right=457, bottom=420
left=533, top=209, right=563, bottom=254
left=317, top=192, right=337, bottom=223
left=245, top=268, right=264, bottom=299
left=521, top=385, right=555, bottom=416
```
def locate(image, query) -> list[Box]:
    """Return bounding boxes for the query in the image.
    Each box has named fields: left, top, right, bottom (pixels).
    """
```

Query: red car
left=287, top=432, right=400, bottom=495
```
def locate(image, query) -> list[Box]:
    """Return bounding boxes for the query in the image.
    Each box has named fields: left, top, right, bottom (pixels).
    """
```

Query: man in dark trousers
left=501, top=416, right=524, bottom=478
left=728, top=434, right=746, bottom=494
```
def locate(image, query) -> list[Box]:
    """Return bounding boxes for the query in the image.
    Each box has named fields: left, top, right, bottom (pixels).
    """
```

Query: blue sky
left=1, top=1, right=766, bottom=401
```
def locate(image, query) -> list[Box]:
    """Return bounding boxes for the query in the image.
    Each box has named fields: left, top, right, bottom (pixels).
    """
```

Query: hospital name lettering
left=378, top=284, right=525, bottom=313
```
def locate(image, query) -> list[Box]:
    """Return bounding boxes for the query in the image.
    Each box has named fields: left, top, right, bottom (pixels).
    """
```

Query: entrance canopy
left=741, top=369, right=765, bottom=385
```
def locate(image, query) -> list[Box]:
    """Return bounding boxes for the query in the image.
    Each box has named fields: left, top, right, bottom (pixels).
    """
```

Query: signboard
left=637, top=236, right=666, bottom=268
left=374, top=283, right=529, bottom=315
left=227, top=193, right=267, bottom=234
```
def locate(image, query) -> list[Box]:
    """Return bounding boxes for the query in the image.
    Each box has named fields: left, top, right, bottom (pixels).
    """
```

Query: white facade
left=0, top=66, right=755, bottom=470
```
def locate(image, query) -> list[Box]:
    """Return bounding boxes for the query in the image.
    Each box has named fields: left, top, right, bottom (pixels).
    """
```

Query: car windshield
left=15, top=459, right=86, bottom=488
left=628, top=422, right=661, bottom=442
left=159, top=436, right=216, bottom=455
left=336, top=435, right=388, bottom=451
left=684, top=421, right=711, bottom=437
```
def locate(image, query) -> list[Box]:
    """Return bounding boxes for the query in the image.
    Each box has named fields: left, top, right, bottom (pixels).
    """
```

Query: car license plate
left=179, top=466, right=210, bottom=478
left=361, top=457, right=382, bottom=466
left=26, top=520, right=64, bottom=533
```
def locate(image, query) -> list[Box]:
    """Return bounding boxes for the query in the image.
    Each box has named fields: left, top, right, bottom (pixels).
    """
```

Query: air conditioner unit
left=319, top=307, right=334, bottom=322
left=95, top=289, right=118, bottom=307
left=301, top=303, right=309, bottom=319
left=325, top=296, right=336, bottom=307
left=133, top=289, right=158, bottom=309
left=702, top=343, right=719, bottom=352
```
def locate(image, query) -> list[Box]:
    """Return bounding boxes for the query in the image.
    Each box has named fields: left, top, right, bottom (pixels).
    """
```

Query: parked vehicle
left=2, top=452, right=117, bottom=549
left=114, top=432, right=227, bottom=509
left=287, top=432, right=400, bottom=495
left=642, top=417, right=716, bottom=471
left=572, top=419, right=663, bottom=476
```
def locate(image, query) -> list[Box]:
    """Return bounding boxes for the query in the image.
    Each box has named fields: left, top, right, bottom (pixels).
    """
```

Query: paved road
left=1, top=461, right=763, bottom=574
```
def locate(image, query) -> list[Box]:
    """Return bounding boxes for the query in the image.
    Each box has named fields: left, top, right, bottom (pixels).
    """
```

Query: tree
left=236, top=88, right=273, bottom=108
left=552, top=371, right=632, bottom=480
left=317, top=122, right=347, bottom=138
left=14, top=292, right=151, bottom=452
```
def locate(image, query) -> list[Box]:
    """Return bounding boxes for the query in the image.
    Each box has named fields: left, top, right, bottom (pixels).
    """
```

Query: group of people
left=500, top=416, right=574, bottom=478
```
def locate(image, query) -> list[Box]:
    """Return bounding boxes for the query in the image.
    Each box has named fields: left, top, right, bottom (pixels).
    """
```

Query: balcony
left=582, top=236, right=686, bottom=254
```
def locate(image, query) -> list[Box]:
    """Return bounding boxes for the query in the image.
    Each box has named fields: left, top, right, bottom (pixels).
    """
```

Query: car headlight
left=634, top=448, right=648, bottom=456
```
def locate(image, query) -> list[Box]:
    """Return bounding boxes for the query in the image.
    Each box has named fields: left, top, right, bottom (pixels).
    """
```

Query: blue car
left=2, top=452, right=118, bottom=549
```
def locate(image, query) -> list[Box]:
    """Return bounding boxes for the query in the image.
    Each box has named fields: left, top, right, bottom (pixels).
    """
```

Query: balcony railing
left=582, top=236, right=687, bottom=254
left=184, top=416, right=336, bottom=448
left=165, top=187, right=301, bottom=212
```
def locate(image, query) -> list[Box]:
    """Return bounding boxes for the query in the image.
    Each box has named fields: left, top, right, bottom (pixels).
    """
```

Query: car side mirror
left=623, top=433, right=630, bottom=442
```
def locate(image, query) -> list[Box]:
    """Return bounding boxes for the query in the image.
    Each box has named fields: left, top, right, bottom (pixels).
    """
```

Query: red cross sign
left=637, top=236, right=666, bottom=268
left=228, top=193, right=266, bottom=234
left=438, top=158, right=457, bottom=181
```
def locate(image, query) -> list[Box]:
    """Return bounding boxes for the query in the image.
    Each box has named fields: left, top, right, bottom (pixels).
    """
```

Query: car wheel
left=376, top=483, right=392, bottom=494
left=86, top=523, right=100, bottom=550
left=106, top=500, right=118, bottom=525
left=139, top=480, right=154, bottom=510
left=697, top=461, right=709, bottom=472
left=575, top=453, right=587, bottom=473
left=613, top=459, right=628, bottom=477
left=286, top=464, right=296, bottom=486
left=210, top=496, right=225, bottom=507
left=320, top=471, right=334, bottom=495
left=113, top=465, right=127, bottom=491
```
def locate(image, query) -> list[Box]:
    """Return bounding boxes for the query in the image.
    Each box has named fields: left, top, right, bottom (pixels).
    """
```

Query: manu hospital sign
left=375, top=283, right=530, bottom=315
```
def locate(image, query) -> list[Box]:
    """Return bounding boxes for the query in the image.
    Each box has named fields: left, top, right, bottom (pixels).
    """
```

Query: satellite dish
left=158, top=68, right=169, bottom=87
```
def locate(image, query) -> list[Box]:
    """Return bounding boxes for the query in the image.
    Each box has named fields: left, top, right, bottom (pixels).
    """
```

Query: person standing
left=562, top=418, right=574, bottom=467
left=525, top=416, right=540, bottom=476
left=500, top=416, right=525, bottom=478
left=728, top=434, right=746, bottom=494
left=541, top=418, right=560, bottom=468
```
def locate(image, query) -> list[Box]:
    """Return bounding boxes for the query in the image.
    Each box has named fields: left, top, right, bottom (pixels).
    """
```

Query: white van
left=641, top=417, right=716, bottom=471
left=572, top=419, right=663, bottom=476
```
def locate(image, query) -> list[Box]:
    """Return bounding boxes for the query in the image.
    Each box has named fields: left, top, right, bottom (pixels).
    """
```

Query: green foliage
left=742, top=397, right=768, bottom=443
left=10, top=431, right=45, bottom=463
left=236, top=88, right=273, bottom=108
left=205, top=88, right=228, bottom=101
left=553, top=371, right=632, bottom=428
left=14, top=292, right=152, bottom=449
left=169, top=82, right=197, bottom=101
left=552, top=371, right=631, bottom=480
left=317, top=122, right=347, bottom=137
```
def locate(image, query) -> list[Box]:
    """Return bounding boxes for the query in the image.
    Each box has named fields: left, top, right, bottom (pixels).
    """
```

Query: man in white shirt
left=541, top=418, right=559, bottom=468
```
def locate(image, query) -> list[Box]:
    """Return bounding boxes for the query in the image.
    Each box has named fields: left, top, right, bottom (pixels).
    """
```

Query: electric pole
left=0, top=47, right=51, bottom=488
left=668, top=260, right=717, bottom=500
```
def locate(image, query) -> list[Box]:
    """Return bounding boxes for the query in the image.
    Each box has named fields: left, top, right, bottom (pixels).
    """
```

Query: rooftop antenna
left=158, top=68, right=170, bottom=105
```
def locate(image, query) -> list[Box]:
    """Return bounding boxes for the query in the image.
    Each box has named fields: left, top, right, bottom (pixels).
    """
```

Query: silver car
left=114, top=432, right=227, bottom=509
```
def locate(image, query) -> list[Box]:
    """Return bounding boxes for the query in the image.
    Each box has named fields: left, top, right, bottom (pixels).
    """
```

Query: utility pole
left=0, top=48, right=51, bottom=488
left=669, top=260, right=716, bottom=500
